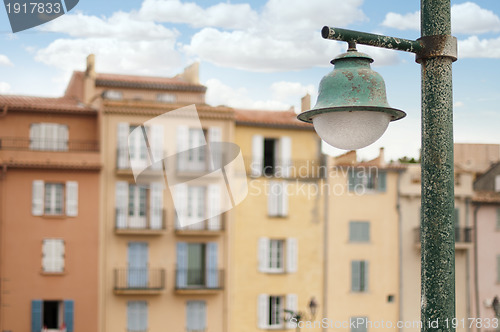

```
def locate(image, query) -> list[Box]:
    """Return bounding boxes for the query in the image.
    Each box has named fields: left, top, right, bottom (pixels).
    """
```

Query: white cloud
left=205, top=78, right=293, bottom=110
left=454, top=101, right=465, bottom=108
left=382, top=2, right=500, bottom=35
left=271, top=81, right=315, bottom=102
left=458, top=35, right=500, bottom=58
left=35, top=38, right=181, bottom=76
left=40, top=11, right=178, bottom=40
left=0, top=55, right=13, bottom=66
left=137, top=0, right=259, bottom=29
left=0, top=82, right=11, bottom=93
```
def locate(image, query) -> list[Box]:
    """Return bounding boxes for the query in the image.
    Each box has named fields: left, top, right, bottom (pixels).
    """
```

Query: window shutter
left=54, top=240, right=65, bottom=272
left=57, top=124, right=69, bottom=151
left=127, top=302, right=138, bottom=331
left=42, top=239, right=51, bottom=272
left=280, top=181, right=288, bottom=216
left=31, top=300, right=43, bottom=332
left=177, top=125, right=189, bottom=170
left=32, top=180, right=44, bottom=216
left=206, top=242, right=218, bottom=288
left=207, top=184, right=221, bottom=230
left=149, top=182, right=163, bottom=229
left=64, top=300, right=74, bottom=332
left=187, top=301, right=197, bottom=331
left=198, top=302, right=206, bottom=331
left=139, top=301, right=148, bottom=331
left=348, top=169, right=356, bottom=191
left=268, top=181, right=279, bottom=217
left=65, top=181, right=78, bottom=217
left=149, top=124, right=164, bottom=170
left=115, top=181, right=129, bottom=229
left=496, top=208, right=500, bottom=230
left=251, top=135, right=264, bottom=177
left=497, top=254, right=500, bottom=283
left=495, top=175, right=500, bottom=192
left=258, top=294, right=269, bottom=329
left=280, top=136, right=292, bottom=178
left=378, top=171, right=387, bottom=192
left=176, top=242, right=188, bottom=288
left=258, top=237, right=270, bottom=273
left=117, top=122, right=130, bottom=169
left=286, top=294, right=298, bottom=328
left=30, top=124, right=41, bottom=150
left=208, top=126, right=222, bottom=170
left=286, top=238, right=298, bottom=273
left=352, top=261, right=361, bottom=292
left=364, top=261, right=369, bottom=291
left=174, top=184, right=188, bottom=228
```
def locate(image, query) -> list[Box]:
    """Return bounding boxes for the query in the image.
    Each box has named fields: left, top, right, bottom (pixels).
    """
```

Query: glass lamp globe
left=298, top=47, right=405, bottom=150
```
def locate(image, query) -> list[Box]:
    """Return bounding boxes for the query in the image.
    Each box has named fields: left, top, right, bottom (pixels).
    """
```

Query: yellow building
left=66, top=55, right=234, bottom=332
left=326, top=149, right=402, bottom=331
left=229, top=101, right=325, bottom=332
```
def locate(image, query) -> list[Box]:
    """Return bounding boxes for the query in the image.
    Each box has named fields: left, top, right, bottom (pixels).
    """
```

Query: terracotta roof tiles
left=235, top=109, right=313, bottom=129
left=0, top=95, right=95, bottom=113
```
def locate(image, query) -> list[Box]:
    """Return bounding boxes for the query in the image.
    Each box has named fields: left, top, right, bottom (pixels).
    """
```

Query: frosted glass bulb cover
left=312, top=111, right=391, bottom=150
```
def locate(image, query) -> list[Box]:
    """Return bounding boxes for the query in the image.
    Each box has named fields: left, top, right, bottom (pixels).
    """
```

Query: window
left=186, top=301, right=206, bottom=332
left=258, top=294, right=297, bottom=329
left=176, top=242, right=219, bottom=288
left=32, top=180, right=78, bottom=217
left=496, top=208, right=500, bottom=230
left=258, top=238, right=297, bottom=274
left=350, top=317, right=368, bottom=332
left=177, top=126, right=222, bottom=172
left=496, top=175, right=500, bottom=192
left=42, top=239, right=65, bottom=273
left=157, top=93, right=176, bottom=103
left=128, top=125, right=149, bottom=167
left=454, top=207, right=461, bottom=242
left=174, top=184, right=222, bottom=231
left=268, top=181, right=288, bottom=217
left=351, top=260, right=369, bottom=292
left=128, top=242, right=148, bottom=288
left=30, top=123, right=68, bottom=151
left=349, top=221, right=370, bottom=242
left=103, top=90, right=123, bottom=100
left=127, top=301, right=147, bottom=332
left=251, top=135, right=292, bottom=177
left=31, top=300, right=74, bottom=332
left=348, top=169, right=386, bottom=193
left=187, top=186, right=205, bottom=221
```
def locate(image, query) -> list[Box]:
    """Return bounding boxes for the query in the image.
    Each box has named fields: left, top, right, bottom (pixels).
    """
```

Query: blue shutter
left=64, top=300, right=74, bottom=332
left=176, top=242, right=188, bottom=288
left=128, top=243, right=148, bottom=288
left=206, top=242, right=218, bottom=288
left=348, top=169, right=356, bottom=191
left=32, top=300, right=42, bottom=332
left=378, top=171, right=387, bottom=192
left=351, top=261, right=360, bottom=292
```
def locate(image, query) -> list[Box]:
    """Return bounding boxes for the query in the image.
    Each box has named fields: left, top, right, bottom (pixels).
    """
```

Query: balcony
left=175, top=269, right=224, bottom=295
left=115, top=209, right=166, bottom=235
left=0, top=137, right=100, bottom=168
left=413, top=227, right=473, bottom=250
left=175, top=218, right=225, bottom=236
left=114, top=268, right=165, bottom=295
left=243, top=156, right=326, bottom=179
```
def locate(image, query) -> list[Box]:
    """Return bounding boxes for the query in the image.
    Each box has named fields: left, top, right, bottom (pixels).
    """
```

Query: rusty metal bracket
left=415, top=35, right=457, bottom=63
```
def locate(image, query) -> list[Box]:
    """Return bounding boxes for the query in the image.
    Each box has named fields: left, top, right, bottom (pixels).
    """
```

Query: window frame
left=44, top=182, right=65, bottom=216
left=349, top=221, right=370, bottom=243
left=268, top=295, right=284, bottom=328
left=42, top=239, right=65, bottom=273
left=268, top=239, right=284, bottom=273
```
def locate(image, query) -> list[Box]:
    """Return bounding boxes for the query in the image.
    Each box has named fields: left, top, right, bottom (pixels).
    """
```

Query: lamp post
left=297, top=1, right=457, bottom=331
left=285, top=297, right=318, bottom=332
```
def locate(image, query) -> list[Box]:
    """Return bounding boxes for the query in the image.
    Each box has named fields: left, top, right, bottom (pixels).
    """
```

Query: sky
left=1, top=0, right=500, bottom=162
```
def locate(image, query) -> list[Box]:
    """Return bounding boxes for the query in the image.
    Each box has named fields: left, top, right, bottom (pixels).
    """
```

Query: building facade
left=0, top=96, right=100, bottom=331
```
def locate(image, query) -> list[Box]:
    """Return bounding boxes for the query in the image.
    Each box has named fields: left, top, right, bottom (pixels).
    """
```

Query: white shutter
left=268, top=181, right=279, bottom=217
left=149, top=124, right=164, bottom=170
left=495, top=175, right=500, bottom=192
left=174, top=184, right=188, bottom=228
left=286, top=294, right=298, bottom=329
left=177, top=125, right=189, bottom=170
left=280, top=136, right=292, bottom=178
left=280, top=181, right=288, bottom=216
left=57, top=124, right=69, bottom=151
left=258, top=237, right=270, bottom=273
left=42, top=239, right=52, bottom=272
left=32, top=180, right=44, bottom=216
left=54, top=240, right=65, bottom=272
left=149, top=182, right=163, bottom=229
left=115, top=181, right=129, bottom=229
left=286, top=238, right=298, bottom=273
left=117, top=123, right=130, bottom=169
left=208, top=126, right=222, bottom=170
left=65, top=181, right=78, bottom=217
left=251, top=135, right=264, bottom=177
left=258, top=294, right=269, bottom=329
left=30, top=124, right=41, bottom=149
left=207, top=184, right=221, bottom=230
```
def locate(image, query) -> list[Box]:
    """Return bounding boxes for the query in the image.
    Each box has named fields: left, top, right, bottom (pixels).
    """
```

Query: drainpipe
left=397, top=170, right=403, bottom=331
left=473, top=203, right=481, bottom=332
left=322, top=156, right=329, bottom=332
left=465, top=197, right=471, bottom=332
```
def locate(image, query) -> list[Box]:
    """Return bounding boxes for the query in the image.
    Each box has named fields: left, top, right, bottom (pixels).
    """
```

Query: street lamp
left=298, top=1, right=457, bottom=331
left=285, top=297, right=318, bottom=332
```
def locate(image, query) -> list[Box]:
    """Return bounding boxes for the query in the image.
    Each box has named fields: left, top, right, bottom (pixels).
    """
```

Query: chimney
left=180, top=62, right=200, bottom=84
left=83, top=54, right=96, bottom=104
left=378, top=147, right=386, bottom=167
left=301, top=93, right=311, bottom=113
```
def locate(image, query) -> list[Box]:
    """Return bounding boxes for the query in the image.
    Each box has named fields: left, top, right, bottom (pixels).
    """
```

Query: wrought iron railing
left=175, top=269, right=224, bottom=290
left=0, top=137, right=99, bottom=152
left=114, top=268, right=165, bottom=290
left=115, top=209, right=166, bottom=231
left=414, top=227, right=473, bottom=244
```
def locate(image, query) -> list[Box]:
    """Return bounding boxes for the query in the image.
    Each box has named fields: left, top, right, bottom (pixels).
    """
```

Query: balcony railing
left=114, top=268, right=165, bottom=293
left=243, top=156, right=326, bottom=179
left=115, top=209, right=166, bottom=234
left=175, top=218, right=225, bottom=235
left=414, top=227, right=473, bottom=246
left=175, top=269, right=224, bottom=291
left=0, top=137, right=99, bottom=152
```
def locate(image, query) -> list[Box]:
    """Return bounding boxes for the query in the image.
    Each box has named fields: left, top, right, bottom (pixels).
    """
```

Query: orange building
left=0, top=96, right=101, bottom=331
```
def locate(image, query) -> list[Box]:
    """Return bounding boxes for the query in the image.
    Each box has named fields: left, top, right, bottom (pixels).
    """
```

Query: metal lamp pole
left=320, top=1, right=457, bottom=331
